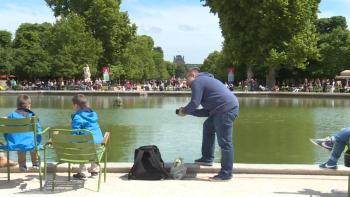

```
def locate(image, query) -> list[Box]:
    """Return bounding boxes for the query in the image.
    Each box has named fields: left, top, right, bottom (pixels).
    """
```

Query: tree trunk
left=247, top=65, right=254, bottom=80
left=266, top=67, right=276, bottom=89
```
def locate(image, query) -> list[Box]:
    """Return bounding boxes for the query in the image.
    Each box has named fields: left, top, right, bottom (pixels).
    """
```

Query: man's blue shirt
left=183, top=72, right=239, bottom=117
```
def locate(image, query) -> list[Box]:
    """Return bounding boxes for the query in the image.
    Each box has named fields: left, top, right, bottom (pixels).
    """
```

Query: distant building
left=173, top=55, right=202, bottom=69
left=173, top=55, right=185, bottom=65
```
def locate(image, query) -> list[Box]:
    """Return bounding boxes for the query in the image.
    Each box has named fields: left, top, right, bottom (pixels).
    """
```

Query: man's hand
left=177, top=107, right=186, bottom=117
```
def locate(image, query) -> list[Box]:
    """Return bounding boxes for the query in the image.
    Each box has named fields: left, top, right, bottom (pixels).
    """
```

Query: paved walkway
left=0, top=172, right=348, bottom=197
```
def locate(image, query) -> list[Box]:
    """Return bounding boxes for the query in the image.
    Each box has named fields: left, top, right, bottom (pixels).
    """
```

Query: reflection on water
left=1, top=95, right=349, bottom=164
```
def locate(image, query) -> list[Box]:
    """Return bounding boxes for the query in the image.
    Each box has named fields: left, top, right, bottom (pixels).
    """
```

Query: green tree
left=0, top=30, right=14, bottom=75
left=0, top=31, right=12, bottom=48
left=12, top=23, right=53, bottom=79
left=175, top=63, right=187, bottom=78
left=201, top=50, right=231, bottom=81
left=120, top=35, right=158, bottom=80
left=203, top=0, right=320, bottom=88
left=49, top=14, right=103, bottom=78
left=307, top=16, right=350, bottom=78
left=45, top=0, right=136, bottom=67
left=316, top=16, right=347, bottom=34
left=153, top=47, right=170, bottom=80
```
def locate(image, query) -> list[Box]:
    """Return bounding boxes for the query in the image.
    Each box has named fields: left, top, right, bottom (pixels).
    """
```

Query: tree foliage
left=12, top=23, right=53, bottom=79
left=203, top=0, right=320, bottom=87
left=45, top=0, right=136, bottom=67
left=307, top=16, right=350, bottom=78
left=49, top=14, right=103, bottom=78
left=0, top=31, right=13, bottom=75
left=201, top=51, right=230, bottom=81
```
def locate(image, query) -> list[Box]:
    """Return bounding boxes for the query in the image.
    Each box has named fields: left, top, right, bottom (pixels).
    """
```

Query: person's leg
left=0, top=152, right=17, bottom=168
left=334, top=128, right=350, bottom=143
left=30, top=151, right=39, bottom=168
left=320, top=136, right=348, bottom=169
left=73, top=164, right=88, bottom=179
left=200, top=116, right=215, bottom=162
left=316, top=128, right=350, bottom=169
left=310, top=128, right=350, bottom=151
left=89, top=163, right=100, bottom=176
left=213, top=110, right=237, bottom=179
left=17, top=151, right=27, bottom=171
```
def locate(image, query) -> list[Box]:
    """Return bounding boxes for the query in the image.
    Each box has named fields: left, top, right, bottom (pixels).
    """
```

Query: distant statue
left=113, top=97, right=123, bottom=107
left=83, top=64, right=91, bottom=83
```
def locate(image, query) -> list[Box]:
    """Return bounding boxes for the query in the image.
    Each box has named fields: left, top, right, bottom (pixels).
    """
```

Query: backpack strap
left=148, top=149, right=171, bottom=178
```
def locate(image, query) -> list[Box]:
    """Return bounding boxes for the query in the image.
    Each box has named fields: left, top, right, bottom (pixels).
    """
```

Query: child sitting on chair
left=6, top=94, right=42, bottom=172
left=71, top=94, right=103, bottom=179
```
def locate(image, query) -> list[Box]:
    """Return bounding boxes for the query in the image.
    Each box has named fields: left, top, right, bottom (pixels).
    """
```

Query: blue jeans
left=330, top=128, right=350, bottom=163
left=201, top=108, right=238, bottom=178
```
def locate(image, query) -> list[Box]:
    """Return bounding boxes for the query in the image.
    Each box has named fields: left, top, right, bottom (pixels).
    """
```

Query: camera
left=176, top=109, right=179, bottom=114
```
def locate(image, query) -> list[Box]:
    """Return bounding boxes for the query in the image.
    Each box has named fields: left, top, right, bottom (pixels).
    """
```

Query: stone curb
left=2, top=163, right=350, bottom=176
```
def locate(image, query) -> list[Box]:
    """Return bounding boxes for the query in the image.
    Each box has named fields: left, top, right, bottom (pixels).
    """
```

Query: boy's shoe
left=32, top=164, right=39, bottom=170
left=90, top=172, right=99, bottom=178
left=319, top=162, right=337, bottom=170
left=309, top=137, right=334, bottom=151
left=19, top=166, right=28, bottom=172
left=210, top=174, right=232, bottom=181
left=194, top=158, right=213, bottom=166
left=73, top=173, right=86, bottom=180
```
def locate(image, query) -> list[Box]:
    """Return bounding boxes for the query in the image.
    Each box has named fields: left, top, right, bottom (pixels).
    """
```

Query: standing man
left=177, top=68, right=239, bottom=180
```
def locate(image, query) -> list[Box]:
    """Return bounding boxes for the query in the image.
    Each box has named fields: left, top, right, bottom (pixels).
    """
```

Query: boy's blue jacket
left=71, top=108, right=103, bottom=144
left=4, top=109, right=42, bottom=151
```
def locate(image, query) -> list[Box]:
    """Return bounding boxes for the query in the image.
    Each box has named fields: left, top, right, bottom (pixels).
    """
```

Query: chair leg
left=104, top=152, right=107, bottom=182
left=348, top=175, right=350, bottom=197
left=68, top=163, right=71, bottom=181
left=97, top=163, right=102, bottom=192
left=52, top=164, right=58, bottom=192
left=38, top=152, right=42, bottom=191
left=6, top=151, right=10, bottom=182
left=43, top=148, right=47, bottom=180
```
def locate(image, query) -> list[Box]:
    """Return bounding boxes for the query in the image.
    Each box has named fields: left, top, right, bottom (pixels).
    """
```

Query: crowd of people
left=2, top=78, right=191, bottom=91
left=2, top=77, right=350, bottom=93
left=237, top=78, right=350, bottom=93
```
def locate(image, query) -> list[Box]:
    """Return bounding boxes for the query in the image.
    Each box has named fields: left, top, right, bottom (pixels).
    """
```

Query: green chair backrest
left=51, top=129, right=99, bottom=163
left=0, top=117, right=37, bottom=133
left=0, top=116, right=39, bottom=148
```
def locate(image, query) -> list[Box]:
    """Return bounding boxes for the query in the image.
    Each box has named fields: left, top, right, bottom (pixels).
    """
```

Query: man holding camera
left=177, top=68, right=239, bottom=180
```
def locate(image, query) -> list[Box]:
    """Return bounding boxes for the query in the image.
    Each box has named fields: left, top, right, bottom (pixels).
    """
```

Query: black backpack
left=128, top=145, right=170, bottom=180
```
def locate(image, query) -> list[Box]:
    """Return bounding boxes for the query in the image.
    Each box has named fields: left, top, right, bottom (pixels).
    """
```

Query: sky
left=0, top=0, right=349, bottom=64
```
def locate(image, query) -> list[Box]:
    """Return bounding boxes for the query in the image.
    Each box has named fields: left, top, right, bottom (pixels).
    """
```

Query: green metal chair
left=45, top=129, right=110, bottom=192
left=0, top=116, right=49, bottom=190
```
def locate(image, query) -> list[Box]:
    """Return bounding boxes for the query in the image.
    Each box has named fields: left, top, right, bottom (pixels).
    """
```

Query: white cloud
left=126, top=5, right=223, bottom=64
left=0, top=3, right=55, bottom=35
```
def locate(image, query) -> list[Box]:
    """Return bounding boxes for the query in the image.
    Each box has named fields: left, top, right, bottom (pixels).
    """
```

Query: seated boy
left=5, top=94, right=42, bottom=171
left=71, top=94, right=103, bottom=179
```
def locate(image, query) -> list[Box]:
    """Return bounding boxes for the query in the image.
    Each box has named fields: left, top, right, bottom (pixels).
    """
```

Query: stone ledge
left=1, top=163, right=350, bottom=176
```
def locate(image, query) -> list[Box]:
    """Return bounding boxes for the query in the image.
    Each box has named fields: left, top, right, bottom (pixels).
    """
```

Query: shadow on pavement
left=275, top=188, right=347, bottom=197
left=13, top=174, right=86, bottom=194
left=0, top=177, right=34, bottom=190
left=118, top=173, right=212, bottom=182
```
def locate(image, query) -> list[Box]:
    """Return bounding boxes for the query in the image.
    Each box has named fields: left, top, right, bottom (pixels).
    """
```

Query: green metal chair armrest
left=44, top=139, right=53, bottom=148
left=38, top=127, right=50, bottom=135
left=102, top=132, right=110, bottom=146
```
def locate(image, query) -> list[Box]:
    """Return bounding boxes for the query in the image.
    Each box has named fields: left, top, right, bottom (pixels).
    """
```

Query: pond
left=1, top=95, right=349, bottom=165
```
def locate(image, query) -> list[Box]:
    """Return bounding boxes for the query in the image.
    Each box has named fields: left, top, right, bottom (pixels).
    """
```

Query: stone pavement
left=1, top=163, right=350, bottom=197
left=0, top=173, right=348, bottom=197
